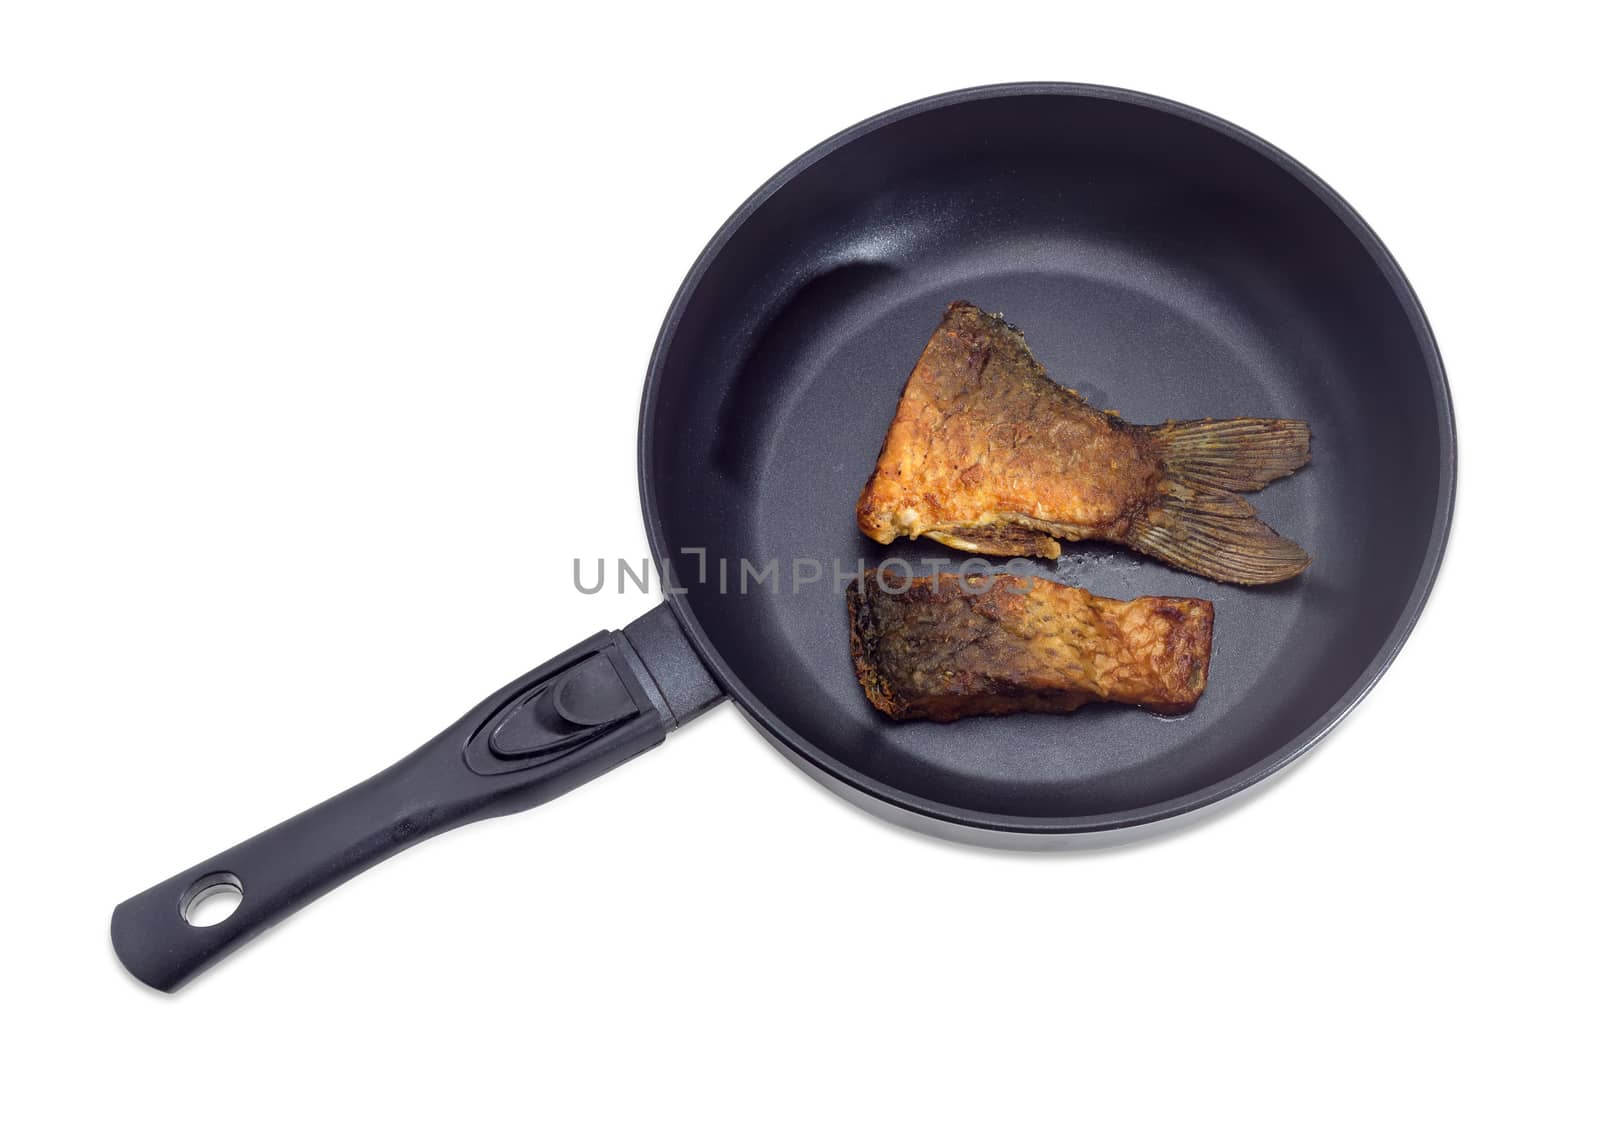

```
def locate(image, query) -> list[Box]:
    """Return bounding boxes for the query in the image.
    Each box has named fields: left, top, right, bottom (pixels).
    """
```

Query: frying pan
left=111, top=83, right=1455, bottom=991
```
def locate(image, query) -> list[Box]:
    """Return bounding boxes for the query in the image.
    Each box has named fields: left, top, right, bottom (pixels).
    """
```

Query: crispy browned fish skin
left=855, top=302, right=1312, bottom=585
left=847, top=572, right=1213, bottom=722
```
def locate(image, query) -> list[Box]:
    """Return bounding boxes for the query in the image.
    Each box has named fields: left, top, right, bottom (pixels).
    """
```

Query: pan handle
left=110, top=604, right=724, bottom=992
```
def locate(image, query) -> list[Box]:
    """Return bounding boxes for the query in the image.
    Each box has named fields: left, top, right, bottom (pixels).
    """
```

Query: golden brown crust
left=855, top=302, right=1161, bottom=559
left=847, top=572, right=1213, bottom=722
left=855, top=302, right=1313, bottom=585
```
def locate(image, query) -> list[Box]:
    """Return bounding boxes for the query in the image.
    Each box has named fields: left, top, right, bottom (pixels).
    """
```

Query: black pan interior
left=641, top=88, right=1450, bottom=830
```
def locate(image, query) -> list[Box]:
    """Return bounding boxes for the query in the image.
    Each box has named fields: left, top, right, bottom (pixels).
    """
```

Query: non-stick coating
left=639, top=85, right=1453, bottom=837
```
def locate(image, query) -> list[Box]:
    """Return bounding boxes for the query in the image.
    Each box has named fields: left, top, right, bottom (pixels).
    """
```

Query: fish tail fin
left=1128, top=418, right=1312, bottom=585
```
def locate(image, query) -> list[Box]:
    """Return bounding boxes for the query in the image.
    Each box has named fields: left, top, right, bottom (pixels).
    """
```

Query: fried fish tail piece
left=847, top=572, right=1214, bottom=722
left=855, top=301, right=1312, bottom=585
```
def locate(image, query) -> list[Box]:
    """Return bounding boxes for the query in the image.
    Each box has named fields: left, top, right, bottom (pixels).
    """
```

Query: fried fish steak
left=855, top=301, right=1312, bottom=585
left=847, top=572, right=1213, bottom=722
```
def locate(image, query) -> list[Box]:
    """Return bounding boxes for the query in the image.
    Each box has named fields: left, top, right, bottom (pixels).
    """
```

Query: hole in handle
left=180, top=872, right=243, bottom=927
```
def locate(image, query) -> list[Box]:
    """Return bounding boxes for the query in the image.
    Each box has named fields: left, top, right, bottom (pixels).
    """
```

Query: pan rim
left=637, top=81, right=1457, bottom=837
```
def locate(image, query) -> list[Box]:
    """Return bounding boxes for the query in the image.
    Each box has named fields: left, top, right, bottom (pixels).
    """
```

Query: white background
left=2, top=2, right=1594, bottom=1138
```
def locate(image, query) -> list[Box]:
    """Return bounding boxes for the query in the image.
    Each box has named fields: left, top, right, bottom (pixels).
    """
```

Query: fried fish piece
left=855, top=302, right=1312, bottom=585
left=847, top=572, right=1213, bottom=722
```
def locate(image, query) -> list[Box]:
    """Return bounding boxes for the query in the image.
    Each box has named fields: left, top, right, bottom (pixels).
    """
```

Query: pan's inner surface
left=645, top=92, right=1446, bottom=825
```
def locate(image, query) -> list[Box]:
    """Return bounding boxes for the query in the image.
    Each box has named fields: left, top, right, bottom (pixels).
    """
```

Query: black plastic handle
left=111, top=604, right=723, bottom=991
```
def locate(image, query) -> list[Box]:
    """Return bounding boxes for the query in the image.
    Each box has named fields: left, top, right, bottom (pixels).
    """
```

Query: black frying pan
left=112, top=83, right=1455, bottom=991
